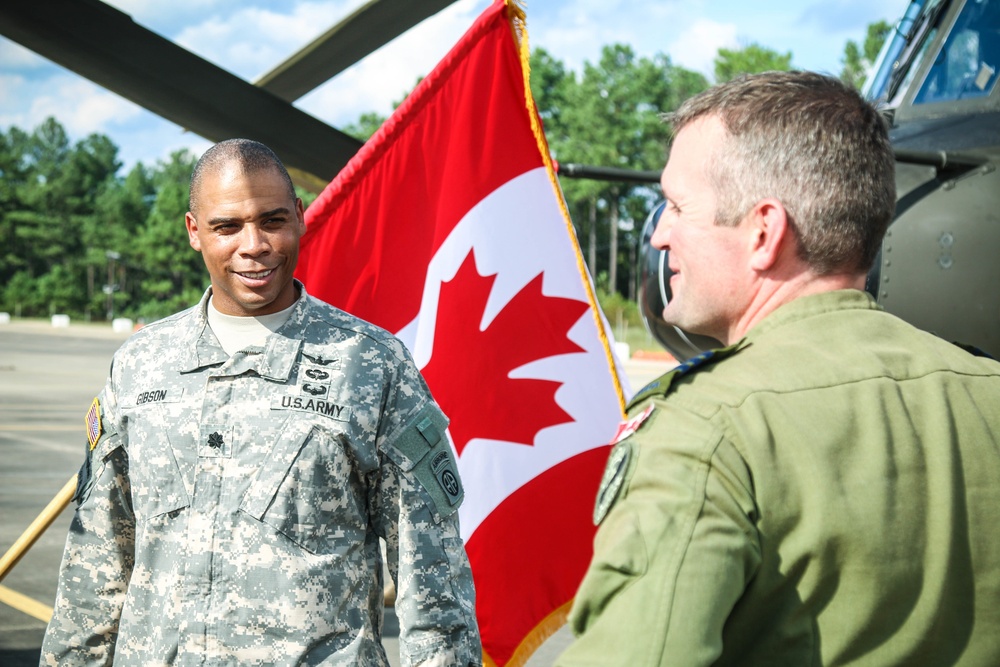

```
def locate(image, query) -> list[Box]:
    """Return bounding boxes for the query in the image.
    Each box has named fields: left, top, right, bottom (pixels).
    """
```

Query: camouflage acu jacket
left=41, top=285, right=481, bottom=666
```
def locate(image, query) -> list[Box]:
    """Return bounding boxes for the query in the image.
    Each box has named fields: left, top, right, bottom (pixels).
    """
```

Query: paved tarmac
left=0, top=319, right=673, bottom=666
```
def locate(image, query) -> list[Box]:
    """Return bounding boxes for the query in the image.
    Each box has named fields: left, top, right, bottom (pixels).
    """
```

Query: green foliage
left=841, top=20, right=891, bottom=89
left=596, top=286, right=643, bottom=328
left=131, top=150, right=206, bottom=321
left=0, top=25, right=876, bottom=327
left=296, top=186, right=319, bottom=210
left=533, top=44, right=707, bottom=299
left=0, top=119, right=206, bottom=322
left=342, top=111, right=388, bottom=142
left=714, top=43, right=792, bottom=83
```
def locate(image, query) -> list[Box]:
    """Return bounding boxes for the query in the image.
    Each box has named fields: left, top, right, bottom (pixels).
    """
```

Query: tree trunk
left=628, top=233, right=637, bottom=301
left=609, top=190, right=619, bottom=294
left=588, top=197, right=597, bottom=277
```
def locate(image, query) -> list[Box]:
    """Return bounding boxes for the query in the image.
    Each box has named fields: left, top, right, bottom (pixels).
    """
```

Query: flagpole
left=0, top=475, right=76, bottom=582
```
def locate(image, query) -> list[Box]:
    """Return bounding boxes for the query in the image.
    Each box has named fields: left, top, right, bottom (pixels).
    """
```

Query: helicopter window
left=889, top=27, right=941, bottom=107
left=869, top=0, right=946, bottom=107
left=914, top=0, right=1000, bottom=103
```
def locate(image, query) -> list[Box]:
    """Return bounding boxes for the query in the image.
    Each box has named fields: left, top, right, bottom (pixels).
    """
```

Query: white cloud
left=0, top=74, right=30, bottom=128
left=297, top=0, right=491, bottom=127
left=2, top=0, right=905, bottom=172
left=667, top=19, right=739, bottom=78
left=102, top=0, right=229, bottom=34
left=173, top=1, right=367, bottom=80
left=0, top=38, right=50, bottom=70
left=29, top=78, right=144, bottom=136
left=532, top=0, right=685, bottom=72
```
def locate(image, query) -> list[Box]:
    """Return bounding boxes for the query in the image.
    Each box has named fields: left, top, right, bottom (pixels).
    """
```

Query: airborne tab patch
left=430, top=449, right=462, bottom=505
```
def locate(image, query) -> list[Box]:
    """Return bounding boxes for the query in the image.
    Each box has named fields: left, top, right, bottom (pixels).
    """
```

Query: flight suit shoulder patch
left=593, top=404, right=655, bottom=525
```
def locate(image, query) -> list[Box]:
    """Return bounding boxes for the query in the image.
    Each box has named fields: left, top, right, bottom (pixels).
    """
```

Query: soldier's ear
left=185, top=212, right=202, bottom=251
left=747, top=198, right=789, bottom=272
left=295, top=198, right=306, bottom=235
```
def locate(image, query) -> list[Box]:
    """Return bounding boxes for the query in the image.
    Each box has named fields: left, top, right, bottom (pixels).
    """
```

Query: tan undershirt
left=206, top=297, right=295, bottom=356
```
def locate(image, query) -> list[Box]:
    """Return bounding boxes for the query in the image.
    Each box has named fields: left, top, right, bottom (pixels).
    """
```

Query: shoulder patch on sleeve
left=593, top=404, right=655, bottom=525
left=85, top=397, right=102, bottom=451
left=390, top=405, right=464, bottom=518
left=75, top=393, right=125, bottom=505
left=594, top=441, right=632, bottom=525
left=76, top=396, right=107, bottom=504
left=626, top=340, right=747, bottom=412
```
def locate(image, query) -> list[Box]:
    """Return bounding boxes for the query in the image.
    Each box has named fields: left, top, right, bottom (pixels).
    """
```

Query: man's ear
left=294, top=198, right=306, bottom=235
left=747, top=198, right=791, bottom=272
left=185, top=212, right=202, bottom=251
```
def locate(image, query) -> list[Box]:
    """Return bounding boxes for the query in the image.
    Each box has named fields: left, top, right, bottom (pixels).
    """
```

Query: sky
left=0, top=0, right=904, bottom=173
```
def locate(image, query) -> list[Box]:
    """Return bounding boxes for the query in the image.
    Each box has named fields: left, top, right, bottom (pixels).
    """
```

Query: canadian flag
left=296, top=1, right=628, bottom=664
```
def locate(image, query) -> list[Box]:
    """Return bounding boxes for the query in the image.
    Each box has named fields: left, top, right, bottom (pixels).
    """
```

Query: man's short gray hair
left=665, top=71, right=896, bottom=275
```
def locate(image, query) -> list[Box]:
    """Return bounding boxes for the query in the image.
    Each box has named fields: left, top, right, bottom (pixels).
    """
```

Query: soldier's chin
left=655, top=308, right=722, bottom=358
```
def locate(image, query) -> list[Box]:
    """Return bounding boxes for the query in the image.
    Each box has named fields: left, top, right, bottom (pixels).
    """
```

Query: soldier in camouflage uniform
left=41, top=139, right=481, bottom=666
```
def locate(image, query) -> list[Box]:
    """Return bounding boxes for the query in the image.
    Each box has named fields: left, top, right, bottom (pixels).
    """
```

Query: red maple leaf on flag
left=422, top=250, right=591, bottom=456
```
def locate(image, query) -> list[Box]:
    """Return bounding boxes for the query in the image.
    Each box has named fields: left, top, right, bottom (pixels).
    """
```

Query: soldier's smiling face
left=652, top=115, right=755, bottom=344
left=185, top=164, right=306, bottom=317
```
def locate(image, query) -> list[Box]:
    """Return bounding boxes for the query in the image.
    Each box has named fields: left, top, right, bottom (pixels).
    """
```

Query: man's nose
left=650, top=215, right=671, bottom=250
left=239, top=224, right=270, bottom=255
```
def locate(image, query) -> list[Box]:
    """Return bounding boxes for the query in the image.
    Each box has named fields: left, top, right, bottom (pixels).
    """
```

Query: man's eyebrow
left=256, top=207, right=291, bottom=220
left=207, top=215, right=241, bottom=226
left=206, top=207, right=291, bottom=226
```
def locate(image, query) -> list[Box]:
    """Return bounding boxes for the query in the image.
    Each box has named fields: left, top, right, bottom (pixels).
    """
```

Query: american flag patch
left=85, top=398, right=102, bottom=451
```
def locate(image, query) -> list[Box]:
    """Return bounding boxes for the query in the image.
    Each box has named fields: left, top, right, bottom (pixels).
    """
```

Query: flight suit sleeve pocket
left=569, top=510, right=649, bottom=636
left=594, top=510, right=649, bottom=577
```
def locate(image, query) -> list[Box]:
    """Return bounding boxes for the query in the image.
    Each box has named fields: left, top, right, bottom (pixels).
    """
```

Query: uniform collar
left=179, top=280, right=309, bottom=380
left=744, top=289, right=880, bottom=344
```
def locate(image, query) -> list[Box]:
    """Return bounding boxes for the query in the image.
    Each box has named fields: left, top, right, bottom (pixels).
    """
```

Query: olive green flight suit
left=560, top=290, right=1000, bottom=666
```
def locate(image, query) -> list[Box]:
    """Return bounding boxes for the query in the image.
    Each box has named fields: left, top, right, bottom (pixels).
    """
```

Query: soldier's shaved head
left=189, top=138, right=296, bottom=215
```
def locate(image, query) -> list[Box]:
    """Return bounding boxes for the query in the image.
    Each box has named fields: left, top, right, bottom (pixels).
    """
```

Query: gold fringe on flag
left=504, top=0, right=628, bottom=419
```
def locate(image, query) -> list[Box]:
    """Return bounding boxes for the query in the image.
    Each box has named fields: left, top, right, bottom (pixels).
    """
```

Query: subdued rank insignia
left=593, top=404, right=654, bottom=525
left=626, top=341, right=747, bottom=412
left=85, top=397, right=102, bottom=451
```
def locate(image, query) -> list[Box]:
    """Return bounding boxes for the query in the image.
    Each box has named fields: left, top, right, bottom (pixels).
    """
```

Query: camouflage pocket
left=120, top=403, right=190, bottom=520
left=241, top=417, right=368, bottom=556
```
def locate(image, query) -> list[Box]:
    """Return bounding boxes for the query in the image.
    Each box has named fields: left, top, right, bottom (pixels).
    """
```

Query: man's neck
left=725, top=271, right=866, bottom=344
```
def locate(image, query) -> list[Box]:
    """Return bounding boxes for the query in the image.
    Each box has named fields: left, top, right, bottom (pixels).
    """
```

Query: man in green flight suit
left=557, top=71, right=1000, bottom=666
